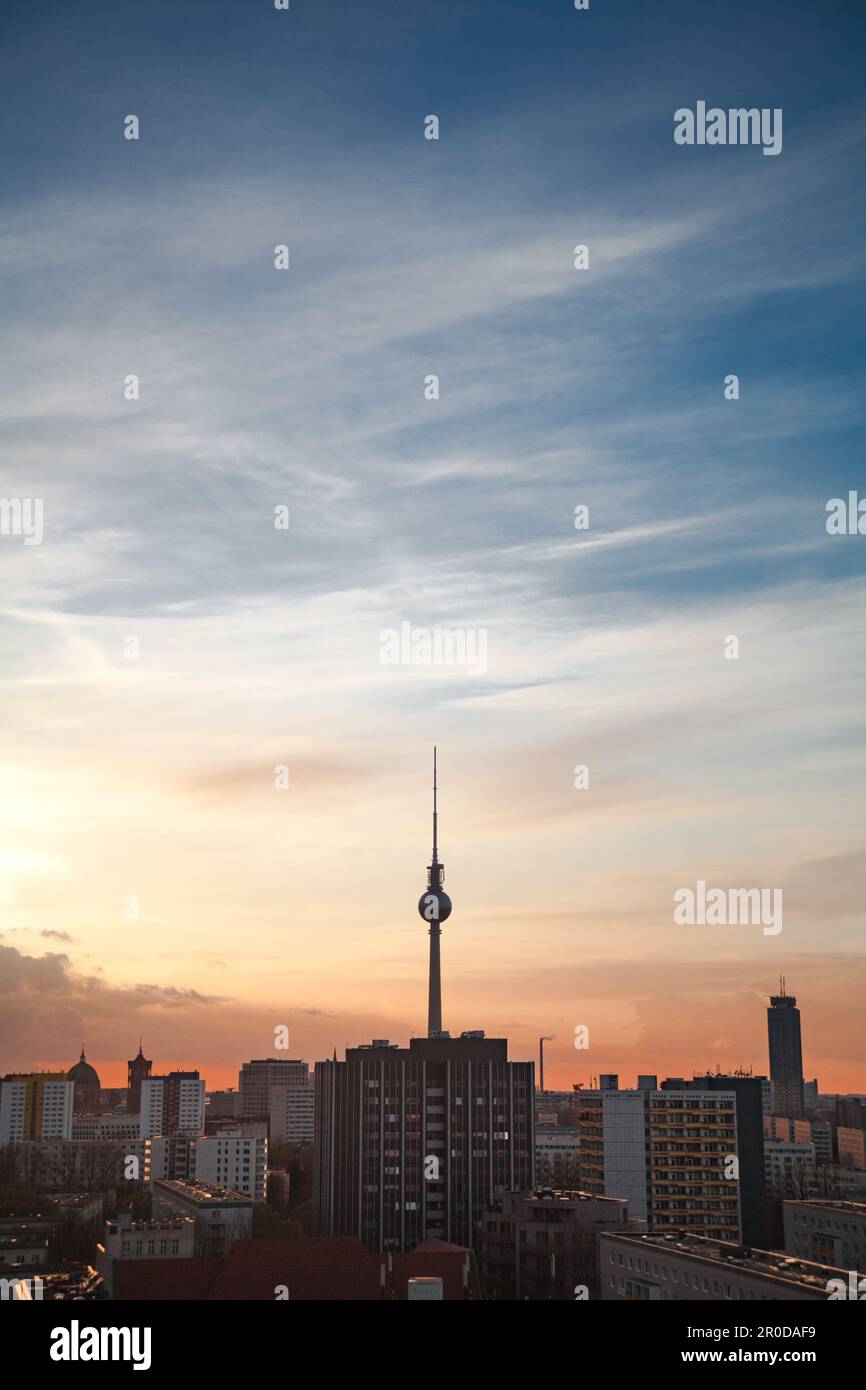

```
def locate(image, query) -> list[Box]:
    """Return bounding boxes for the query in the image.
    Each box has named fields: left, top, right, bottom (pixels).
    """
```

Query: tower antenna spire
left=418, top=746, right=452, bottom=1037
left=432, top=745, right=438, bottom=862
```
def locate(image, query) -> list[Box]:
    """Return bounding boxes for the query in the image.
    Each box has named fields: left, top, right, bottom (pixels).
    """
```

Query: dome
left=68, top=1048, right=101, bottom=1089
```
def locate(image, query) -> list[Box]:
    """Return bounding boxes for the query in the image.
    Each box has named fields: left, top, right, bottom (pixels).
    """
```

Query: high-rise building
left=195, top=1130, right=267, bottom=1201
left=574, top=1073, right=768, bottom=1247
left=238, top=1059, right=309, bottom=1120
left=67, top=1048, right=101, bottom=1113
left=315, top=1033, right=534, bottom=1253
left=139, top=1073, right=205, bottom=1138
left=269, top=1077, right=315, bottom=1146
left=767, top=980, right=805, bottom=1120
left=0, top=1074, right=74, bottom=1143
left=127, top=1040, right=152, bottom=1114
left=663, top=1073, right=770, bottom=1248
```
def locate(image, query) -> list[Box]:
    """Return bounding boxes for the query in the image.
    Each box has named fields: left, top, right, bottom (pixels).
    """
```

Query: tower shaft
left=428, top=922, right=442, bottom=1036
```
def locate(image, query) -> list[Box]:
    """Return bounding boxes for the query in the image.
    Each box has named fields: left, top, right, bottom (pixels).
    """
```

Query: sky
left=1, top=0, right=865, bottom=1094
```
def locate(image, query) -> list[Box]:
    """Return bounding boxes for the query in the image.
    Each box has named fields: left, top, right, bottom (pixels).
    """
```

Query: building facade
left=151, top=1179, right=253, bottom=1256
left=783, top=1199, right=866, bottom=1272
left=480, top=1188, right=630, bottom=1300
left=600, top=1229, right=856, bottom=1301
left=767, top=986, right=805, bottom=1120
left=573, top=1073, right=768, bottom=1247
left=139, top=1073, right=205, bottom=1139
left=238, top=1059, right=309, bottom=1120
left=315, top=1033, right=534, bottom=1253
left=269, top=1078, right=315, bottom=1146
left=194, top=1131, right=267, bottom=1201
left=0, top=1075, right=74, bottom=1143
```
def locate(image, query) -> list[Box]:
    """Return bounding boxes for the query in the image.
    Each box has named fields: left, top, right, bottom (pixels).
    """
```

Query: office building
left=239, top=1059, right=310, bottom=1121
left=316, top=1033, right=534, bottom=1253
left=767, top=981, right=805, bottom=1120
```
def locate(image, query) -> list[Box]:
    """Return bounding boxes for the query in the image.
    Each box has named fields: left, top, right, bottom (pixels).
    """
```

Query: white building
left=269, top=1080, right=315, bottom=1146
left=0, top=1076, right=74, bottom=1143
left=72, top=1112, right=141, bottom=1141
left=139, top=1075, right=205, bottom=1138
left=195, top=1131, right=267, bottom=1201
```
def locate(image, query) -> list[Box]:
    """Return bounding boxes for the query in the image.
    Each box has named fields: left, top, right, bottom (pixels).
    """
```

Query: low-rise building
left=783, top=1198, right=866, bottom=1272
left=97, top=1214, right=195, bottom=1297
left=151, top=1178, right=253, bottom=1256
left=480, top=1188, right=630, bottom=1300
left=600, top=1229, right=856, bottom=1301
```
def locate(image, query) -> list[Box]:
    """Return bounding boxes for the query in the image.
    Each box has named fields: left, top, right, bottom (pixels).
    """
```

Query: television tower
left=418, top=747, right=452, bottom=1036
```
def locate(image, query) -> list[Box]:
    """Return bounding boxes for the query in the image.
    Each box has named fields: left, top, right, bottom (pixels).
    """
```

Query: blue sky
left=1, top=1, right=865, bottom=1087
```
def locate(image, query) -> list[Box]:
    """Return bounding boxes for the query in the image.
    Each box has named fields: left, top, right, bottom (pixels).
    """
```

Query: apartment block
left=0, top=1075, right=74, bottom=1143
left=194, top=1131, right=267, bottom=1201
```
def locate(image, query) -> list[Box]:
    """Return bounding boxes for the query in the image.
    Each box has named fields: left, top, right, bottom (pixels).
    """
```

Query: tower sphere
left=418, top=888, right=452, bottom=924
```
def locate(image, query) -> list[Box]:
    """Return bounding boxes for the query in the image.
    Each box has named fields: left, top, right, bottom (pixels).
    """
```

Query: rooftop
left=601, top=1229, right=861, bottom=1291
left=153, top=1179, right=252, bottom=1207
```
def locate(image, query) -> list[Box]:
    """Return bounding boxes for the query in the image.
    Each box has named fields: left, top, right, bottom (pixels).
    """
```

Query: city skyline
left=2, top=1, right=865, bottom=1097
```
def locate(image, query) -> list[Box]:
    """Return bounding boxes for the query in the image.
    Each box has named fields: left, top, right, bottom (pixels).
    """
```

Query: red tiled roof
left=207, top=1237, right=383, bottom=1301
left=113, top=1257, right=222, bottom=1300
left=110, top=1236, right=475, bottom=1301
